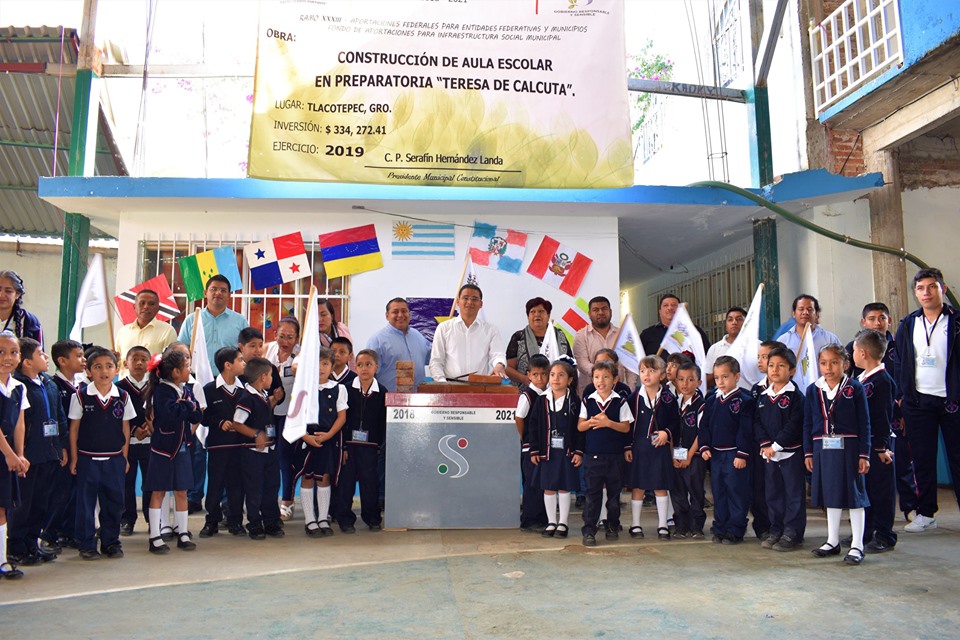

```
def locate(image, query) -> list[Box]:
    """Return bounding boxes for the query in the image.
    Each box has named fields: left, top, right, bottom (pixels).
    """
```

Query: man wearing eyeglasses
left=429, top=284, right=506, bottom=382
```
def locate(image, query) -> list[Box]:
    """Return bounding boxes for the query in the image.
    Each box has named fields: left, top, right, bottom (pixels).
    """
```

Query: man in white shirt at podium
left=429, top=284, right=507, bottom=382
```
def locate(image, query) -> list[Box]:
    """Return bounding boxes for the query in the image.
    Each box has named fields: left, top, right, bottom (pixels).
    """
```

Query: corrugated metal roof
left=0, top=25, right=126, bottom=238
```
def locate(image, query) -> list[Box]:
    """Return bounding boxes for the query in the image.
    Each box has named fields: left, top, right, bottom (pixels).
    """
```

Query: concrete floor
left=1, top=489, right=959, bottom=639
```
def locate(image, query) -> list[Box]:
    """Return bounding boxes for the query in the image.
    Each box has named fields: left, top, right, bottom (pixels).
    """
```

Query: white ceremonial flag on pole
left=285, top=287, right=320, bottom=443
left=69, top=253, right=109, bottom=342
left=190, top=310, right=216, bottom=446
left=539, top=320, right=562, bottom=362
left=793, top=323, right=819, bottom=392
left=613, top=314, right=645, bottom=375
left=726, top=284, right=763, bottom=387
left=659, top=303, right=707, bottom=393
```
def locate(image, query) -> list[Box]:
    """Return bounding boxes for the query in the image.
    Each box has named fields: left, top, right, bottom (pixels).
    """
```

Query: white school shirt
left=319, top=379, right=349, bottom=412
left=913, top=313, right=948, bottom=397
left=515, top=384, right=546, bottom=419
left=579, top=390, right=635, bottom=423
left=68, top=384, right=136, bottom=421
left=233, top=383, right=275, bottom=454
left=0, top=375, right=29, bottom=412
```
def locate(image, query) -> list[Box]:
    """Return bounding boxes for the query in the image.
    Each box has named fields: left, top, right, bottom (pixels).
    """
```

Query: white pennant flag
left=659, top=303, right=707, bottom=393
left=69, top=253, right=109, bottom=341
left=539, top=320, right=562, bottom=362
left=190, top=310, right=216, bottom=446
left=793, top=323, right=819, bottom=392
left=285, top=288, right=320, bottom=443
left=726, top=284, right=763, bottom=387
left=613, top=313, right=645, bottom=375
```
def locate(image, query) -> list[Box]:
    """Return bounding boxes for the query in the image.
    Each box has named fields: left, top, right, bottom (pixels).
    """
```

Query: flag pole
left=189, top=308, right=202, bottom=351
left=303, top=285, right=318, bottom=346
left=795, top=322, right=810, bottom=359
left=101, top=254, right=116, bottom=353
left=448, top=252, right=470, bottom=318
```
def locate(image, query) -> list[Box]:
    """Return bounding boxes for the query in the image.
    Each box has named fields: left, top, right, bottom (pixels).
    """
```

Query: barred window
left=138, top=236, right=348, bottom=342
left=713, top=0, right=744, bottom=88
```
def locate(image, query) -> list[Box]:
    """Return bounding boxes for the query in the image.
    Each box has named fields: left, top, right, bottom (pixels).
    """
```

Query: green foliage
left=626, top=41, right=674, bottom=132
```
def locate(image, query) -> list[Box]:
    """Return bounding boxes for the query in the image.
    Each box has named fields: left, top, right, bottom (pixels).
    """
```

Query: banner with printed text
left=248, top=0, right=632, bottom=188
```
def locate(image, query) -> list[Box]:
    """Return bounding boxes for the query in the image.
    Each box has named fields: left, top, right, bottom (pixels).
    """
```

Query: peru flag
left=526, top=236, right=592, bottom=296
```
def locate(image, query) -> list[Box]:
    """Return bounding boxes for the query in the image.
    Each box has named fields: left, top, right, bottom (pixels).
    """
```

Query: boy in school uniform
left=578, top=360, right=634, bottom=547
left=68, top=348, right=136, bottom=560
left=116, top=346, right=150, bottom=537
left=755, top=346, right=806, bottom=551
left=230, top=357, right=283, bottom=540
left=750, top=341, right=784, bottom=400
left=7, top=338, right=66, bottom=565
left=845, top=303, right=919, bottom=521
left=199, top=347, right=246, bottom=538
left=336, top=349, right=385, bottom=532
left=331, top=337, right=357, bottom=386
left=664, top=353, right=689, bottom=396
left=238, top=328, right=285, bottom=410
left=671, top=361, right=707, bottom=538
left=852, top=329, right=898, bottom=553
left=41, top=340, right=85, bottom=553
left=515, top=354, right=550, bottom=532
left=700, top=355, right=755, bottom=544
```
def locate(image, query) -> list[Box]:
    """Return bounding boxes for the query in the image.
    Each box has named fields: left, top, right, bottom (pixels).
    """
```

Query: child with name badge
left=670, top=361, right=707, bottom=538
left=116, top=346, right=151, bottom=537
left=804, top=344, right=871, bottom=565
left=528, top=358, right=583, bottom=538
left=515, top=354, right=550, bottom=532
left=331, top=337, right=357, bottom=386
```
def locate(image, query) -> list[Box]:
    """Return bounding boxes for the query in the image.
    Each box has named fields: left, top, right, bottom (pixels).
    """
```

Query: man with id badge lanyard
left=896, top=268, right=960, bottom=532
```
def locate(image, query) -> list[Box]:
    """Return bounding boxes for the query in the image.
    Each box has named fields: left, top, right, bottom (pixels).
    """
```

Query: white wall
left=115, top=211, right=621, bottom=351
left=902, top=186, right=960, bottom=297
left=0, top=243, right=118, bottom=354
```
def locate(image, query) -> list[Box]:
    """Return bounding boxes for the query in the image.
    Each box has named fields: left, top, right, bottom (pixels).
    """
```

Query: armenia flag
left=526, top=236, right=592, bottom=296
left=319, top=224, right=383, bottom=279
left=468, top=222, right=527, bottom=274
left=392, top=222, right=456, bottom=260
left=178, top=247, right=243, bottom=302
left=244, top=232, right=311, bottom=290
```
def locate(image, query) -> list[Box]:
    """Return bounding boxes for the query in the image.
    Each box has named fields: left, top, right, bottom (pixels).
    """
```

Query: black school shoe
left=177, top=532, right=197, bottom=551
left=720, top=534, right=743, bottom=545
left=657, top=527, right=671, bottom=540
left=340, top=524, right=357, bottom=534
left=264, top=522, right=285, bottom=538
left=772, top=536, right=801, bottom=552
left=148, top=537, right=170, bottom=554
left=0, top=562, right=24, bottom=579
left=582, top=533, right=597, bottom=547
left=811, top=542, right=842, bottom=557
left=199, top=523, right=219, bottom=538
left=79, top=549, right=101, bottom=561
left=843, top=548, right=865, bottom=565
left=865, top=539, right=895, bottom=554
left=248, top=526, right=267, bottom=541
left=605, top=527, right=619, bottom=541
left=227, top=524, right=246, bottom=536
left=103, top=543, right=124, bottom=559
left=119, top=522, right=134, bottom=537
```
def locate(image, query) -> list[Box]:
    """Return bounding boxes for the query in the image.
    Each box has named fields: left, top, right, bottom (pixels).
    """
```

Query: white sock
left=667, top=498, right=675, bottom=521
left=148, top=509, right=163, bottom=546
left=656, top=495, right=669, bottom=529
left=0, top=523, right=7, bottom=564
left=631, top=500, right=643, bottom=528
left=826, top=508, right=842, bottom=547
left=301, top=487, right=317, bottom=527
left=160, top=493, right=172, bottom=530
left=599, top=488, right=608, bottom=525
left=558, top=492, right=571, bottom=526
left=175, top=510, right=189, bottom=537
left=317, top=486, right=331, bottom=522
left=543, top=493, right=558, bottom=524
left=850, top=508, right=866, bottom=551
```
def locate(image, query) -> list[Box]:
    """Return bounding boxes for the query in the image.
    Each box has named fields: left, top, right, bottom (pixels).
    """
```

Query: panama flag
left=468, top=222, right=527, bottom=274
left=114, top=274, right=180, bottom=325
left=526, top=236, right=592, bottom=296
left=613, top=314, right=645, bottom=375
left=557, top=297, right=590, bottom=346
left=244, top=232, right=311, bottom=290
left=726, top=284, right=763, bottom=387
left=660, top=303, right=707, bottom=393
left=793, top=322, right=819, bottom=392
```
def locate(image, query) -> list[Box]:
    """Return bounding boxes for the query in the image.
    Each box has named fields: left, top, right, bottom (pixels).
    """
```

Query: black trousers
left=902, top=393, right=960, bottom=517
left=750, top=442, right=771, bottom=537
left=892, top=429, right=919, bottom=515
left=205, top=447, right=243, bottom=528
left=762, top=453, right=806, bottom=540
left=75, top=456, right=125, bottom=552
left=122, top=443, right=150, bottom=527
left=581, top=453, right=623, bottom=536
left=520, top=451, right=547, bottom=528
left=240, top=447, right=280, bottom=529
left=336, top=445, right=380, bottom=528
left=42, top=463, right=76, bottom=543
left=865, top=450, right=898, bottom=545
left=7, top=460, right=58, bottom=555
left=670, top=456, right=706, bottom=533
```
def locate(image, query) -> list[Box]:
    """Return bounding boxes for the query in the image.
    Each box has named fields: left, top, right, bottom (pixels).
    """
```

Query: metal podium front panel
left=385, top=404, right=519, bottom=529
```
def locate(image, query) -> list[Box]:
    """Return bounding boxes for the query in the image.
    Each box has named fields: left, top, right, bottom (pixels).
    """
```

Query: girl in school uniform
left=0, top=332, right=28, bottom=579
left=528, top=359, right=583, bottom=538
left=143, top=349, right=203, bottom=554
left=804, top=344, right=871, bottom=565
left=627, top=355, right=680, bottom=540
